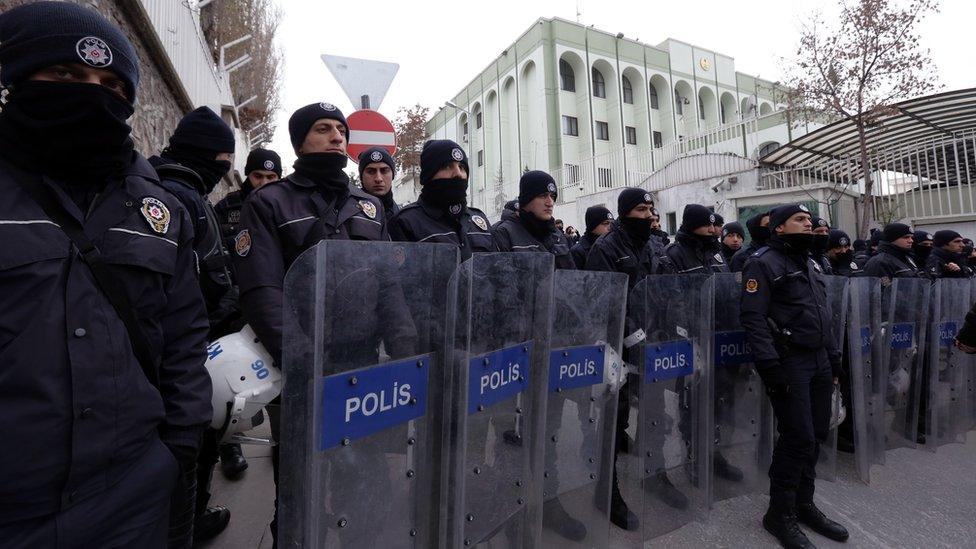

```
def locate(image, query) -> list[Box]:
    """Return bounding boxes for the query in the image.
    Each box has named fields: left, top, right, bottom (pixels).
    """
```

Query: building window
left=720, top=102, right=727, bottom=124
left=653, top=131, right=663, bottom=148
left=597, top=167, right=612, bottom=188
left=462, top=122, right=469, bottom=139
left=565, top=163, right=580, bottom=183
left=559, top=59, right=575, bottom=92
left=675, top=90, right=683, bottom=115
left=649, top=85, right=659, bottom=110
left=476, top=111, right=483, bottom=129
left=699, top=96, right=706, bottom=120
left=592, top=68, right=606, bottom=99
left=625, top=126, right=637, bottom=145
left=477, top=149, right=484, bottom=167
left=666, top=211, right=677, bottom=234
left=758, top=142, right=781, bottom=157
left=562, top=115, right=579, bottom=136
left=622, top=76, right=633, bottom=104
left=595, top=121, right=609, bottom=141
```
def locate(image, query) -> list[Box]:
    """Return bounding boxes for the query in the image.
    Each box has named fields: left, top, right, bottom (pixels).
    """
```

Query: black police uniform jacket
left=214, top=187, right=249, bottom=242
left=864, top=242, right=924, bottom=279
left=739, top=238, right=842, bottom=374
left=584, top=220, right=655, bottom=290
left=570, top=232, right=597, bottom=269
left=648, top=230, right=669, bottom=257
left=829, top=255, right=865, bottom=277
left=811, top=252, right=833, bottom=275
left=234, top=172, right=392, bottom=360
left=730, top=240, right=762, bottom=272
left=0, top=154, right=211, bottom=523
left=388, top=196, right=495, bottom=261
left=492, top=215, right=575, bottom=269
left=925, top=246, right=973, bottom=279
left=655, top=231, right=729, bottom=275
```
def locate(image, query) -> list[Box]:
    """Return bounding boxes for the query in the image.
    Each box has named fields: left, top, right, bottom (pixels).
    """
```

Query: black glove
left=755, top=359, right=788, bottom=395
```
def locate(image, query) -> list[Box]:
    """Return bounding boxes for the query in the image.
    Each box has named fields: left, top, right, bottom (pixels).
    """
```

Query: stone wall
left=0, top=0, right=186, bottom=157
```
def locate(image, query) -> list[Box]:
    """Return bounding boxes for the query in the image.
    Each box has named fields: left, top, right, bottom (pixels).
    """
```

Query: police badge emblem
left=451, top=148, right=464, bottom=161
left=370, top=150, right=383, bottom=162
left=799, top=204, right=810, bottom=213
left=263, top=160, right=275, bottom=170
left=320, top=102, right=337, bottom=111
left=359, top=200, right=377, bottom=219
left=76, top=37, right=113, bottom=68
left=449, top=204, right=462, bottom=215
left=547, top=182, right=556, bottom=193
left=235, top=230, right=251, bottom=257
left=472, top=215, right=488, bottom=231
left=140, top=197, right=170, bottom=234
left=714, top=253, right=724, bottom=263
left=850, top=262, right=859, bottom=270
left=745, top=279, right=759, bottom=293
left=709, top=214, right=716, bottom=224
left=643, top=193, right=652, bottom=202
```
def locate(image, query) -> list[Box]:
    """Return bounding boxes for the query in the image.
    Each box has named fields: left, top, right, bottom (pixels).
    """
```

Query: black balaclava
left=746, top=211, right=771, bottom=246
left=294, top=152, right=350, bottom=202
left=616, top=188, right=654, bottom=246
left=418, top=139, right=469, bottom=216
left=768, top=204, right=814, bottom=253
left=161, top=106, right=234, bottom=193
left=161, top=144, right=231, bottom=194
left=912, top=230, right=934, bottom=263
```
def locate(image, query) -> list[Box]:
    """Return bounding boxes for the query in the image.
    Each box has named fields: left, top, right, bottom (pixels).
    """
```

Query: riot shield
left=847, top=277, right=885, bottom=483
left=616, top=274, right=711, bottom=544
left=541, top=270, right=627, bottom=547
left=709, top=273, right=774, bottom=504
left=278, top=240, right=459, bottom=548
left=816, top=276, right=850, bottom=481
left=925, top=278, right=973, bottom=448
left=443, top=252, right=554, bottom=548
left=880, top=277, right=931, bottom=451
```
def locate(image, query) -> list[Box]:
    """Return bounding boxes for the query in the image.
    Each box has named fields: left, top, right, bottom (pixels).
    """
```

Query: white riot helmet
left=206, top=325, right=281, bottom=443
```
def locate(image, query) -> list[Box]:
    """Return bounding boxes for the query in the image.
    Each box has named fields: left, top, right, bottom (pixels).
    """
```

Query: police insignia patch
left=359, top=200, right=377, bottom=219
left=76, top=37, right=112, bottom=68
left=263, top=160, right=275, bottom=170
left=812, top=261, right=822, bottom=272
left=449, top=204, right=463, bottom=215
left=139, top=197, right=170, bottom=234
left=850, top=261, right=858, bottom=270
left=799, top=204, right=810, bottom=213
left=714, top=253, right=724, bottom=263
left=746, top=279, right=759, bottom=293
left=547, top=182, right=556, bottom=193
left=472, top=215, right=488, bottom=231
left=451, top=148, right=464, bottom=161
left=370, top=150, right=383, bottom=162
left=235, top=230, right=251, bottom=257
left=320, top=102, right=337, bottom=111
left=643, top=193, right=652, bottom=202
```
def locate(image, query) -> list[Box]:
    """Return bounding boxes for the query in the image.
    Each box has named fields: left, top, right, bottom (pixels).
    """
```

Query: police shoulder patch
left=140, top=197, right=170, bottom=234
left=472, top=215, right=488, bottom=231
left=235, top=230, right=251, bottom=257
left=746, top=279, right=759, bottom=293
left=359, top=200, right=377, bottom=219
left=850, top=261, right=859, bottom=270
left=713, top=252, right=724, bottom=263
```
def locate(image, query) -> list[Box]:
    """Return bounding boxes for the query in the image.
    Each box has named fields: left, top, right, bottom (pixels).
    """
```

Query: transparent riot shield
left=617, top=274, right=711, bottom=544
left=540, top=270, right=627, bottom=547
left=848, top=277, right=885, bottom=483
left=278, top=241, right=459, bottom=548
left=816, top=276, right=850, bottom=481
left=709, top=273, right=774, bottom=504
left=880, top=277, right=931, bottom=451
left=444, top=252, right=554, bottom=548
left=925, top=278, right=973, bottom=448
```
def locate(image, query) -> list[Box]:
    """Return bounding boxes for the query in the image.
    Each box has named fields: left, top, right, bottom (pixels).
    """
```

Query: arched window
left=592, top=68, right=606, bottom=98
left=758, top=142, right=780, bottom=157
left=649, top=85, right=659, bottom=110
left=559, top=59, right=575, bottom=92
left=622, top=76, right=633, bottom=104
left=698, top=96, right=706, bottom=120
left=720, top=102, right=727, bottom=124
left=675, top=90, right=683, bottom=115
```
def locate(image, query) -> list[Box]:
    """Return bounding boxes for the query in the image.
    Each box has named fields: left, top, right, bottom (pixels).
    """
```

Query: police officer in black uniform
left=234, top=101, right=402, bottom=544
left=492, top=170, right=573, bottom=268
left=388, top=139, right=495, bottom=259
left=740, top=204, right=849, bottom=548
left=854, top=232, right=882, bottom=270
left=825, top=229, right=864, bottom=277
left=0, top=4, right=211, bottom=546
left=912, top=230, right=934, bottom=266
left=214, top=147, right=281, bottom=249
left=570, top=205, right=613, bottom=269
left=864, top=223, right=924, bottom=279
left=720, top=221, right=745, bottom=264
left=656, top=204, right=728, bottom=274
left=926, top=230, right=972, bottom=278
left=809, top=216, right=833, bottom=275
left=648, top=206, right=670, bottom=257
left=357, top=146, right=400, bottom=220
left=731, top=210, right=770, bottom=272
left=148, top=106, right=238, bottom=544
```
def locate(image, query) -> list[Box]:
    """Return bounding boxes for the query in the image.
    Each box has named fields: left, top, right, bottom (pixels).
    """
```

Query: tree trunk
left=856, top=121, right=874, bottom=239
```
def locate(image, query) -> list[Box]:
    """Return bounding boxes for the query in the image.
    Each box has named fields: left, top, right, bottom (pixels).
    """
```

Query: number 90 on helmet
left=205, top=325, right=282, bottom=444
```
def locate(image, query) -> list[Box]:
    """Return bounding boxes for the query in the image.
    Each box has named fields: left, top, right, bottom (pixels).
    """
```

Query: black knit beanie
left=585, top=205, right=614, bottom=233
left=419, top=139, right=469, bottom=184
left=169, top=107, right=235, bottom=153
left=913, top=230, right=932, bottom=245
left=518, top=170, right=557, bottom=207
left=357, top=146, right=396, bottom=177
left=680, top=204, right=715, bottom=232
left=933, top=229, right=962, bottom=248
left=828, top=229, right=851, bottom=249
left=769, top=204, right=811, bottom=230
left=811, top=216, right=830, bottom=231
left=245, top=148, right=282, bottom=177
left=722, top=222, right=745, bottom=239
left=881, top=223, right=913, bottom=243
left=712, top=213, right=725, bottom=227
left=617, top=187, right=653, bottom=216
left=288, top=102, right=348, bottom=154
left=0, top=2, right=140, bottom=101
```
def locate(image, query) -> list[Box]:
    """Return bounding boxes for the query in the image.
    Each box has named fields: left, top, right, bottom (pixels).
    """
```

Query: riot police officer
left=214, top=147, right=281, bottom=248
left=825, top=229, right=863, bottom=276
left=492, top=170, right=573, bottom=268
left=720, top=221, right=745, bottom=264
left=864, top=223, right=924, bottom=279
left=656, top=204, right=728, bottom=274
left=926, top=230, right=972, bottom=278
left=740, top=204, right=849, bottom=548
left=912, top=230, right=934, bottom=265
left=388, top=139, right=495, bottom=259
left=855, top=232, right=882, bottom=269
left=357, top=146, right=400, bottom=220
left=149, top=106, right=239, bottom=544
left=648, top=206, right=670, bottom=257
left=570, top=205, right=613, bottom=269
left=809, top=216, right=833, bottom=275
left=0, top=4, right=211, bottom=546
left=731, top=210, right=770, bottom=272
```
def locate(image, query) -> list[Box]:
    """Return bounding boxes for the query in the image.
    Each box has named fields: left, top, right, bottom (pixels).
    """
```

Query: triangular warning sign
left=321, top=54, right=399, bottom=111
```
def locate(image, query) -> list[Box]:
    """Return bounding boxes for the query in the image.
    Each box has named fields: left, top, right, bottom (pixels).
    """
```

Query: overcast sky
left=267, top=0, right=974, bottom=167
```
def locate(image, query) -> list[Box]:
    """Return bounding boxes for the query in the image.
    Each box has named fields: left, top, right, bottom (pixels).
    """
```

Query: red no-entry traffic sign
left=346, top=109, right=397, bottom=163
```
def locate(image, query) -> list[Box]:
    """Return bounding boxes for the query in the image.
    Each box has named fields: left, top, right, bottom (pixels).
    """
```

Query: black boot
left=543, top=499, right=587, bottom=541
left=713, top=452, right=744, bottom=482
left=193, top=506, right=231, bottom=543
left=219, top=443, right=248, bottom=480
left=763, top=509, right=815, bottom=549
left=644, top=471, right=689, bottom=510
left=797, top=502, right=849, bottom=542
left=596, top=470, right=639, bottom=531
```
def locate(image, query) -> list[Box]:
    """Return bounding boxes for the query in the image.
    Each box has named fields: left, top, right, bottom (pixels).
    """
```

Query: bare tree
left=782, top=0, right=940, bottom=238
left=393, top=104, right=429, bottom=178
left=200, top=0, right=283, bottom=148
